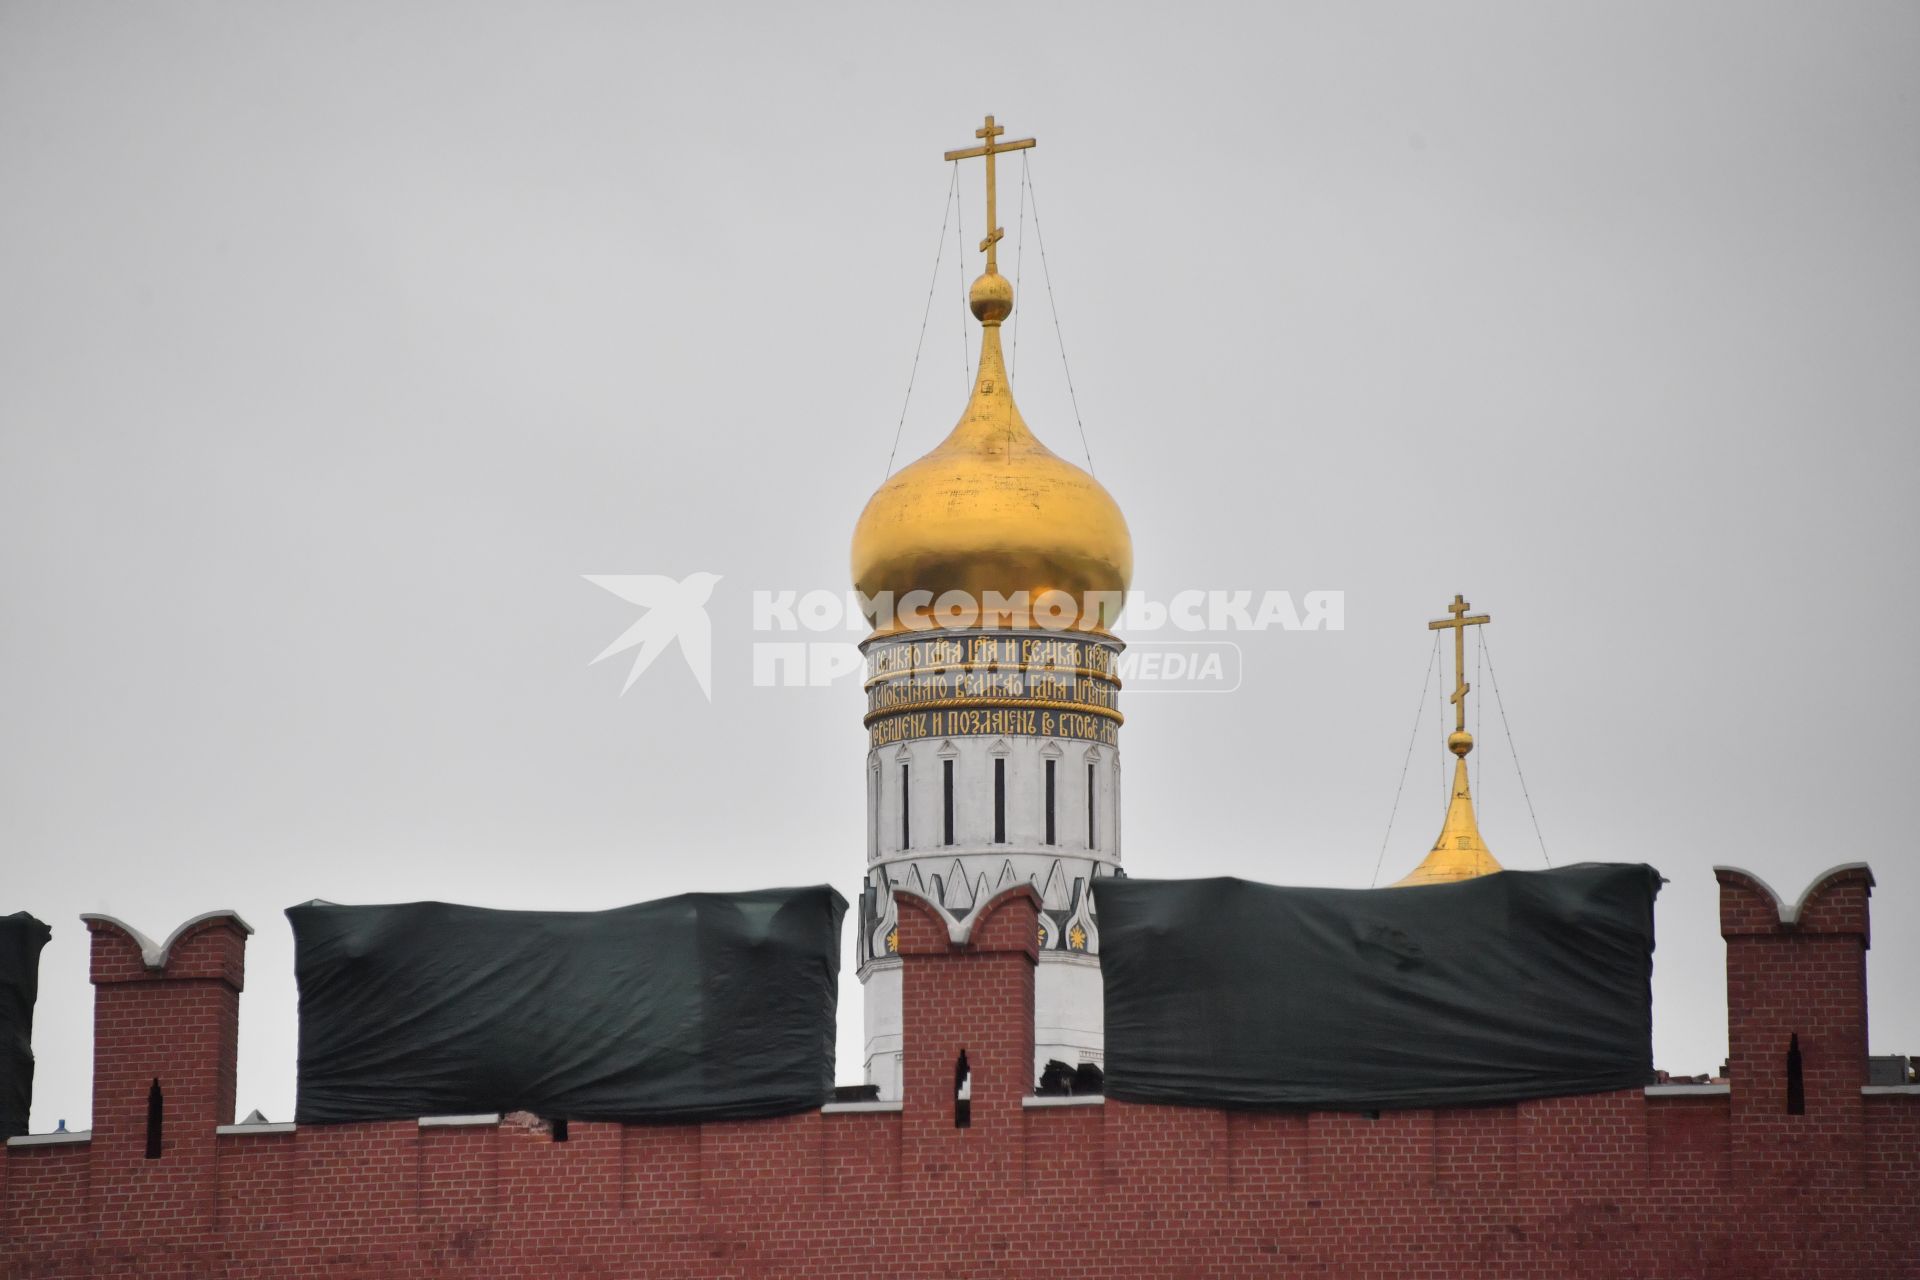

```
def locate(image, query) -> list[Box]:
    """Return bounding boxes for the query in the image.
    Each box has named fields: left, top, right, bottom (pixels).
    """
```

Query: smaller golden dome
left=1392, top=754, right=1504, bottom=887
left=851, top=270, right=1131, bottom=636
left=1392, top=594, right=1502, bottom=888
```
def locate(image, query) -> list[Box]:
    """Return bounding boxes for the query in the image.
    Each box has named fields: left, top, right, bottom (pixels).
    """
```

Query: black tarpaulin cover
left=289, top=886, right=846, bottom=1125
left=1096, top=864, right=1660, bottom=1111
left=0, top=912, right=52, bottom=1139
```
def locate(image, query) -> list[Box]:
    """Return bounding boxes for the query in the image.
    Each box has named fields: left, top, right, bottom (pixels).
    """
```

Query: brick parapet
left=86, top=911, right=251, bottom=989
left=1715, top=864, right=1873, bottom=1195
left=2, top=876, right=1914, bottom=1277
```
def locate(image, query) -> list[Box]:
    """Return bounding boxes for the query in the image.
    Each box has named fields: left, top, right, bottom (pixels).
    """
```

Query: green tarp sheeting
left=1096, top=864, right=1660, bottom=1111
left=289, top=887, right=845, bottom=1125
left=0, top=912, right=52, bottom=1139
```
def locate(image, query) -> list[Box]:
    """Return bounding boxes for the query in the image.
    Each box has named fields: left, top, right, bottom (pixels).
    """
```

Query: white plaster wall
left=860, top=734, right=1121, bottom=1093
left=873, top=736, right=1118, bottom=861
left=1034, top=952, right=1105, bottom=1078
left=860, top=630, right=1123, bottom=1097
left=861, top=960, right=902, bottom=1100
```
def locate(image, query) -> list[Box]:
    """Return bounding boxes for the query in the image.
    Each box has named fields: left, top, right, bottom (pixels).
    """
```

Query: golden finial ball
left=969, top=271, right=1013, bottom=324
left=1448, top=730, right=1474, bottom=757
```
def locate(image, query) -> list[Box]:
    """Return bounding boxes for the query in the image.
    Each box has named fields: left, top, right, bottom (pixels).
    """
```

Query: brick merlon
left=1714, top=863, right=1873, bottom=942
left=893, top=884, right=1040, bottom=958
left=82, top=910, right=252, bottom=987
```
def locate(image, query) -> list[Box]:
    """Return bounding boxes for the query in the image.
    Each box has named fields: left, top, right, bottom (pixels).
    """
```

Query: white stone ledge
left=216, top=1122, right=298, bottom=1135
left=1862, top=1085, right=1920, bottom=1095
left=7, top=1129, right=91, bottom=1146
left=1644, top=1084, right=1731, bottom=1097
left=418, top=1113, right=502, bottom=1128
left=1024, top=1094, right=1106, bottom=1108
left=820, top=1100, right=903, bottom=1114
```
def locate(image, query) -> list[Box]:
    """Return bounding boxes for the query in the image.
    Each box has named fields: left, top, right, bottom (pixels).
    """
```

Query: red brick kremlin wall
left=4, top=866, right=1915, bottom=1278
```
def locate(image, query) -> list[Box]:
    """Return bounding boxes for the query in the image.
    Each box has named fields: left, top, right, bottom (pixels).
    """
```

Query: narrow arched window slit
left=145, top=1078, right=164, bottom=1159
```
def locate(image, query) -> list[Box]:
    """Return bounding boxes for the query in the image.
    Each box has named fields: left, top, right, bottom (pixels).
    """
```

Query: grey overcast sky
left=2, top=2, right=1915, bottom=1130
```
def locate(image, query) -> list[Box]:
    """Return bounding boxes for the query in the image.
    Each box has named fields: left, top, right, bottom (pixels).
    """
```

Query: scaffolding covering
left=0, top=912, right=52, bottom=1139
left=289, top=887, right=845, bottom=1125
left=1097, top=864, right=1660, bottom=1111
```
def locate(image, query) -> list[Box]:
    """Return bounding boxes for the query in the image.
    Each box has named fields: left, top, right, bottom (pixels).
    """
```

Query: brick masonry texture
left=3, top=866, right=1914, bottom=1278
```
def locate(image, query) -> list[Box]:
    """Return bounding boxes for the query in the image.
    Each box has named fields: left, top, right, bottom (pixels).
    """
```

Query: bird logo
left=583, top=572, right=722, bottom=699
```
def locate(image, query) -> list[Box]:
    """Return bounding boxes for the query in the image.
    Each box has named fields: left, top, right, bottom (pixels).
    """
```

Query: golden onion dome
left=851, top=271, right=1132, bottom=636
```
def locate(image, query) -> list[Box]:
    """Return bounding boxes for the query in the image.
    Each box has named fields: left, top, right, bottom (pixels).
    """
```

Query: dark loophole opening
left=145, top=1078, right=164, bottom=1159
left=954, top=1049, right=972, bottom=1129
left=1786, top=1032, right=1805, bottom=1115
left=1087, top=762, right=1096, bottom=847
left=550, top=1118, right=569, bottom=1143
left=993, top=758, right=1006, bottom=844
left=943, top=758, right=955, bottom=846
left=1044, top=758, right=1056, bottom=845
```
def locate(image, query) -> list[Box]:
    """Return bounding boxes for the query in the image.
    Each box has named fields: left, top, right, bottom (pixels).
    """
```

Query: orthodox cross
left=943, top=114, right=1036, bottom=274
left=1427, top=594, right=1491, bottom=732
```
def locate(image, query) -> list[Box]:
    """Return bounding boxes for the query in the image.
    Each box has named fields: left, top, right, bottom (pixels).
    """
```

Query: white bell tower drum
left=848, top=116, right=1134, bottom=1100
left=854, top=632, right=1124, bottom=1098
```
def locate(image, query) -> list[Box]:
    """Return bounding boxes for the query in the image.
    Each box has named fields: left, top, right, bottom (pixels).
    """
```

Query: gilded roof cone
left=1392, top=594, right=1503, bottom=887
left=1394, top=731, right=1503, bottom=886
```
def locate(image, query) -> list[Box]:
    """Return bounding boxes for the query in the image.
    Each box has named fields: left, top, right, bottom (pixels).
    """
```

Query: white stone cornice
left=418, top=1114, right=502, bottom=1128
left=7, top=1129, right=91, bottom=1146
left=80, top=909, right=254, bottom=971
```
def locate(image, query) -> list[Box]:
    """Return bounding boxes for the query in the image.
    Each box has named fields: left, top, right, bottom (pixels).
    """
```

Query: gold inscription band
left=865, top=634, right=1118, bottom=678
left=867, top=702, right=1122, bottom=749
left=863, top=697, right=1124, bottom=728
left=862, top=663, right=1123, bottom=691
left=867, top=674, right=1120, bottom=713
